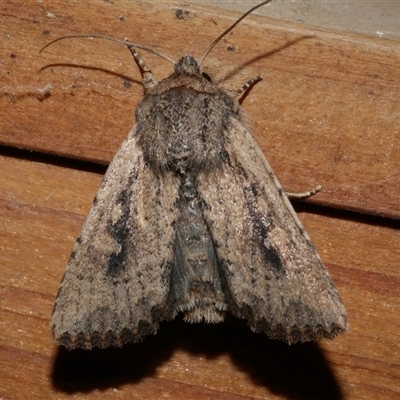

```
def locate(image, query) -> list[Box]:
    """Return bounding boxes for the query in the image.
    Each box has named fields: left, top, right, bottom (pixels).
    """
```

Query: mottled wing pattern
left=197, top=118, right=347, bottom=343
left=51, top=127, right=180, bottom=349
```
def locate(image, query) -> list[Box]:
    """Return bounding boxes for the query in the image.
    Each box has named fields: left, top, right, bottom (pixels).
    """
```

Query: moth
left=45, top=1, right=347, bottom=350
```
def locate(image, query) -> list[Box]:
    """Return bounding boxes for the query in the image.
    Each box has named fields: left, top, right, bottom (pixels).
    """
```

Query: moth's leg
left=125, top=40, right=158, bottom=91
left=235, top=76, right=263, bottom=99
left=235, top=76, right=320, bottom=201
left=286, top=185, right=322, bottom=200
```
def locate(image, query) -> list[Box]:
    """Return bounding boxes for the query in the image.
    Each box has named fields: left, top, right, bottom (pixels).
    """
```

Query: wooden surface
left=1, top=1, right=399, bottom=399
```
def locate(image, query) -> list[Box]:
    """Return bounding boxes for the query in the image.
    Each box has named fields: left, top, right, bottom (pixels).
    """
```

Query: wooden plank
left=0, top=0, right=399, bottom=218
left=1, top=1, right=400, bottom=399
left=0, top=151, right=399, bottom=399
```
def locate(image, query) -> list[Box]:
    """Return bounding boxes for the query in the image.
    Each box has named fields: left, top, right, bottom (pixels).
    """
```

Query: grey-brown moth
left=45, top=1, right=347, bottom=350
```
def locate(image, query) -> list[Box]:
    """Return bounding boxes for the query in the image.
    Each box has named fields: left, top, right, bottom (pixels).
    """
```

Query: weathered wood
left=1, top=149, right=399, bottom=399
left=1, top=1, right=399, bottom=399
left=1, top=0, right=399, bottom=218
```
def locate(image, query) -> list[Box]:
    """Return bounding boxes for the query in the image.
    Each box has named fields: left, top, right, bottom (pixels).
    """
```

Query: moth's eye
left=202, top=72, right=212, bottom=82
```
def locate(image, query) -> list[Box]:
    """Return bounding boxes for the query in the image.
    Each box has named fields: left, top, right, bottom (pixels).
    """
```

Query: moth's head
left=172, top=1, right=272, bottom=78
left=175, top=55, right=202, bottom=76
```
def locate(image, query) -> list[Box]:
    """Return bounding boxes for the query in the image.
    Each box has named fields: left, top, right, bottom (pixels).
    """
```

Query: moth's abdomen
left=168, top=175, right=228, bottom=323
left=136, top=86, right=240, bottom=174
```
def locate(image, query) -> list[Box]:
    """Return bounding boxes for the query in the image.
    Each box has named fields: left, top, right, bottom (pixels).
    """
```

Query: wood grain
left=1, top=0, right=399, bottom=218
left=0, top=1, right=399, bottom=399
left=1, top=150, right=399, bottom=400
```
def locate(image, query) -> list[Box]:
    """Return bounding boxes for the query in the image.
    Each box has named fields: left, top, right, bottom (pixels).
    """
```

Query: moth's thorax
left=136, top=62, right=242, bottom=174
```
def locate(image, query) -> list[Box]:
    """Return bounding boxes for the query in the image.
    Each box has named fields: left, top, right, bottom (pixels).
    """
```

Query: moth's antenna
left=40, top=34, right=176, bottom=66
left=200, top=0, right=272, bottom=66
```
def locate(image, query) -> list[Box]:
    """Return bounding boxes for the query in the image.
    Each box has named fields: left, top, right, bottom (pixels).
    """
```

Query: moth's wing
left=197, top=119, right=347, bottom=343
left=51, top=127, right=180, bottom=349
